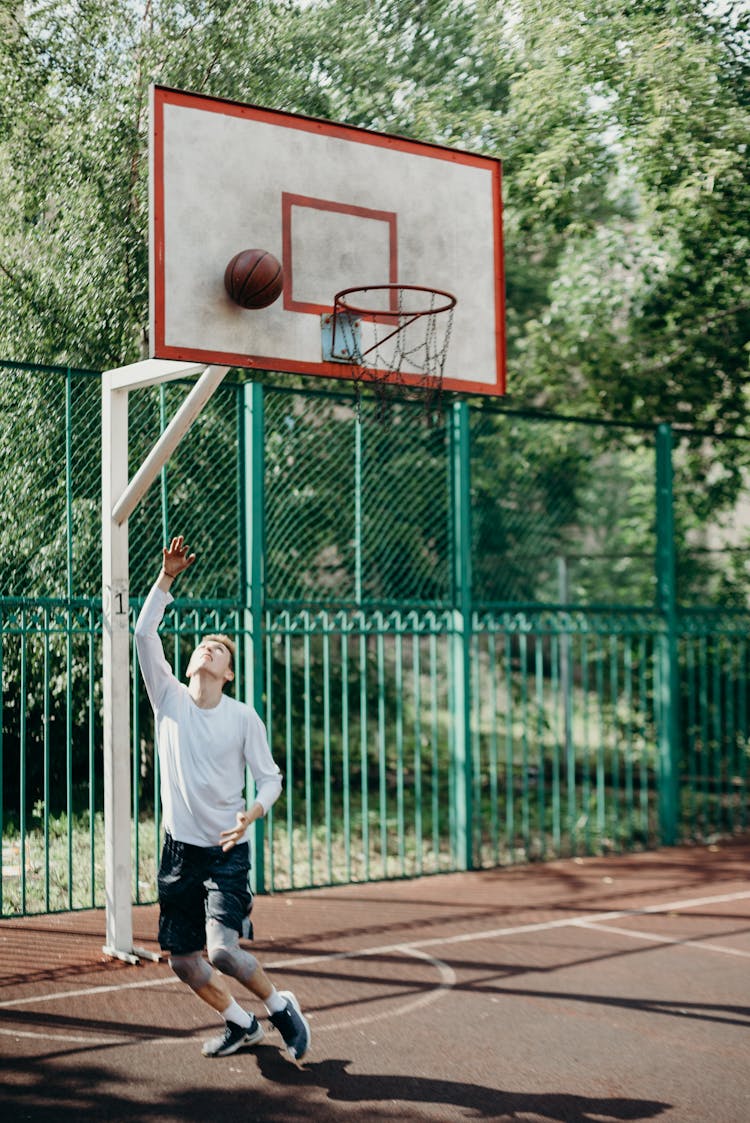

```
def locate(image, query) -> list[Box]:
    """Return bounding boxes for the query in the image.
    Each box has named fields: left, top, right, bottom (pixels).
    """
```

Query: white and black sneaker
left=270, top=991, right=311, bottom=1061
left=202, top=1015, right=264, bottom=1057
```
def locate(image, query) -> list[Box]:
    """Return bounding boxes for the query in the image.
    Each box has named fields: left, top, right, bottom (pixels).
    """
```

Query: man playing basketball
left=135, top=535, right=310, bottom=1061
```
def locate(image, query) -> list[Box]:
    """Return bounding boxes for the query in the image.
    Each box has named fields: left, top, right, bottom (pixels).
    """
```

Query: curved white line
left=0, top=944, right=455, bottom=1047
left=314, top=944, right=457, bottom=1033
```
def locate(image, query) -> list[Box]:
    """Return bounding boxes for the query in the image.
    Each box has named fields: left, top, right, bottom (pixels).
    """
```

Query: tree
left=2, top=1, right=747, bottom=413
left=497, top=0, right=750, bottom=431
left=1, top=0, right=748, bottom=604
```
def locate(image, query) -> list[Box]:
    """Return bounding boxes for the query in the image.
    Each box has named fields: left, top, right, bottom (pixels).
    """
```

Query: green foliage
left=1, top=3, right=749, bottom=606
left=0, top=0, right=746, bottom=399
left=506, top=0, right=750, bottom=433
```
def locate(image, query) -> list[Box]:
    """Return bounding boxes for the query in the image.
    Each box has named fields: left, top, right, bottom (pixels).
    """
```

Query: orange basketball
left=224, top=249, right=284, bottom=309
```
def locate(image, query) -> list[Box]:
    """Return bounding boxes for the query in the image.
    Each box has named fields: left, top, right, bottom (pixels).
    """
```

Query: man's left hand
left=220, top=809, right=256, bottom=851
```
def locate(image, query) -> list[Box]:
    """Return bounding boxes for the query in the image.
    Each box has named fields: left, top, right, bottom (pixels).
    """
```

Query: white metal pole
left=101, top=371, right=137, bottom=962
left=112, top=365, right=229, bottom=526
left=101, top=362, right=230, bottom=962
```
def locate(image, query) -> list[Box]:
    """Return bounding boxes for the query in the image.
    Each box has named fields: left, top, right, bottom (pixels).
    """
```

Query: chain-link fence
left=261, top=391, right=664, bottom=609
left=5, top=361, right=750, bottom=609
left=1, top=360, right=749, bottom=915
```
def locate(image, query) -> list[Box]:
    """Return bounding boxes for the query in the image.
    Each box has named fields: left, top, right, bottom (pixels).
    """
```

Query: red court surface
left=1, top=838, right=749, bottom=1122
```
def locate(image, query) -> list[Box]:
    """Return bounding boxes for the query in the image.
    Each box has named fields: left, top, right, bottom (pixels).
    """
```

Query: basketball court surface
left=1, top=838, right=749, bottom=1122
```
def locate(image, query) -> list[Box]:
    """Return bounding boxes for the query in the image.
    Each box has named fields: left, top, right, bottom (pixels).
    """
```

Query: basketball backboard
left=149, top=86, right=505, bottom=396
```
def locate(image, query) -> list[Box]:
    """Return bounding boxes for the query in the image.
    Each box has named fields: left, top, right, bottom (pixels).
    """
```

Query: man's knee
left=206, top=918, right=258, bottom=982
left=168, top=951, right=212, bottom=991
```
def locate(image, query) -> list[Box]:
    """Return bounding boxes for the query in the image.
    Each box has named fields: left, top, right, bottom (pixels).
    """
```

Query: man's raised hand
left=161, top=535, right=196, bottom=580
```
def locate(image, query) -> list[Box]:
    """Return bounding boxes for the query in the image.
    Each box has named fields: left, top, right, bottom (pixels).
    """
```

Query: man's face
left=186, top=639, right=234, bottom=686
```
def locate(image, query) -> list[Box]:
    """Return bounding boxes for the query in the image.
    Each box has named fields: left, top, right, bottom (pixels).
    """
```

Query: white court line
left=0, top=945, right=456, bottom=1047
left=126, top=947, right=456, bottom=1045
left=576, top=919, right=750, bottom=958
left=314, top=945, right=457, bottom=1034
left=1, top=887, right=748, bottom=1011
left=0, top=1026, right=121, bottom=1045
left=260, top=888, right=750, bottom=968
left=0, top=974, right=178, bottom=1009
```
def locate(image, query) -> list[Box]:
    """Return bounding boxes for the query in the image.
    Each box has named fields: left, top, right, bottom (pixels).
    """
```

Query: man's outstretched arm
left=135, top=536, right=196, bottom=709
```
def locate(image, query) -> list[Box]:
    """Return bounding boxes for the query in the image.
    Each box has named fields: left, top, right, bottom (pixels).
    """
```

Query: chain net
left=333, top=286, right=454, bottom=423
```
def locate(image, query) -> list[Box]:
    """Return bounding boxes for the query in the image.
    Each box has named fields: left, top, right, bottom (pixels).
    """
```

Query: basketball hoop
left=322, top=284, right=456, bottom=421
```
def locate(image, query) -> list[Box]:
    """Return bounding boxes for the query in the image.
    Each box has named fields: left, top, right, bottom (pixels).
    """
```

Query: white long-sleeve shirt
left=134, top=584, right=282, bottom=847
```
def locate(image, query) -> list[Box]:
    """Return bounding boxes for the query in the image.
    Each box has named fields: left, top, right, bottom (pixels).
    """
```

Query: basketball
left=224, top=249, right=284, bottom=309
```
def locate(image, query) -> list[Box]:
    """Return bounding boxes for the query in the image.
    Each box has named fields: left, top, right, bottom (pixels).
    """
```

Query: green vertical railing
left=471, top=609, right=664, bottom=861
left=656, top=424, right=679, bottom=845
left=679, top=614, right=750, bottom=840
left=0, top=610, right=3, bottom=910
left=19, top=612, right=27, bottom=912
left=262, top=608, right=458, bottom=888
left=1, top=598, right=746, bottom=917
left=245, top=381, right=267, bottom=894
left=450, top=400, right=474, bottom=870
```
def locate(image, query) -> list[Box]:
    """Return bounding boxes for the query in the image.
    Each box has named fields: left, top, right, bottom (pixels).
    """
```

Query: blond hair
left=202, top=633, right=236, bottom=670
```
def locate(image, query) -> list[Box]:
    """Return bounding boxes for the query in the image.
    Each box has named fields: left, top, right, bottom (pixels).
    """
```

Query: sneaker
left=202, top=1015, right=264, bottom=1057
left=270, top=991, right=311, bottom=1061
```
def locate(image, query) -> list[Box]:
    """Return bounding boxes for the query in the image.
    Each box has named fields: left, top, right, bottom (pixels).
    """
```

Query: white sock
left=221, top=999, right=251, bottom=1027
left=264, top=988, right=287, bottom=1015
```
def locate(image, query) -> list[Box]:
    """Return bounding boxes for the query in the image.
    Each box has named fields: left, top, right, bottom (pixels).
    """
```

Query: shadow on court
left=1, top=838, right=748, bottom=1122
left=255, top=1048, right=670, bottom=1122
left=0, top=1048, right=671, bottom=1123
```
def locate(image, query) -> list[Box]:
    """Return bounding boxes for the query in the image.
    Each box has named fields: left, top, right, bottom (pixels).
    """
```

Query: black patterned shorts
left=157, top=833, right=253, bottom=955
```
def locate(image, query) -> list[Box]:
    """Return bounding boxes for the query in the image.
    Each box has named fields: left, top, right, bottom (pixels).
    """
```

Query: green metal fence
left=1, top=360, right=749, bottom=917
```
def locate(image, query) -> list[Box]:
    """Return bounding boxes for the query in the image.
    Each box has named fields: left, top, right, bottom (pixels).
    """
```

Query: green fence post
left=0, top=609, right=3, bottom=910
left=656, top=422, right=679, bottom=844
left=245, top=382, right=267, bottom=892
left=65, top=369, right=74, bottom=903
left=451, top=400, right=474, bottom=870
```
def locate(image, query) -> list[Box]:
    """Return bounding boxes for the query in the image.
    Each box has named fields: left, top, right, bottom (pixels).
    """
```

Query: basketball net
left=331, top=285, right=455, bottom=424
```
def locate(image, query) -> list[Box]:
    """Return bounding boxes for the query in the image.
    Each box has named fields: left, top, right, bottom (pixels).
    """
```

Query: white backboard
left=150, top=86, right=505, bottom=396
